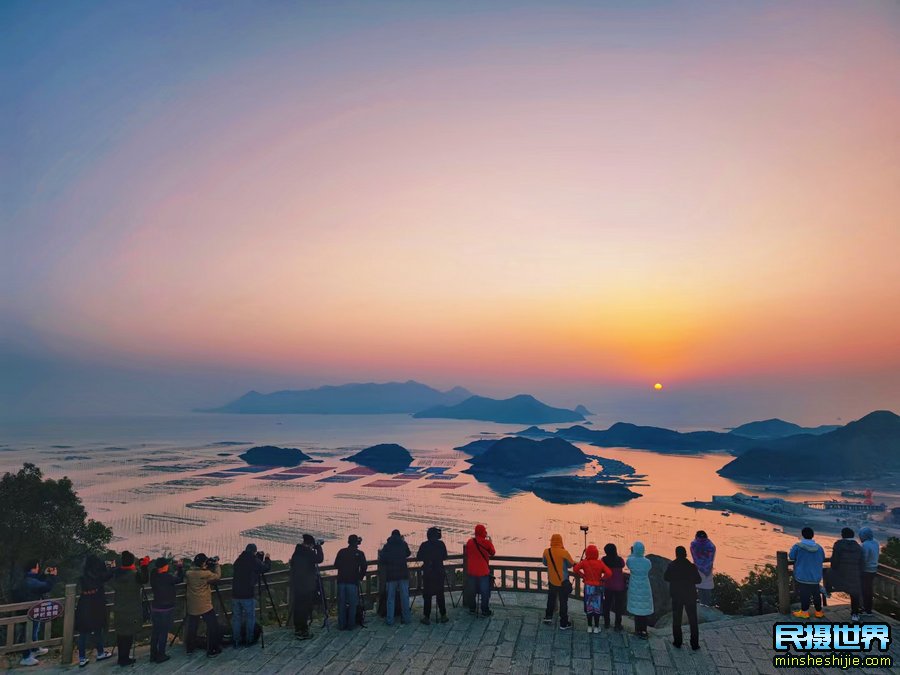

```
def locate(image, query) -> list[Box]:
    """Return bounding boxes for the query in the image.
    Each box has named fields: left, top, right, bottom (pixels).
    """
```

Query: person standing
left=334, top=535, right=367, bottom=630
left=74, top=555, right=114, bottom=667
left=416, top=527, right=449, bottom=625
left=542, top=534, right=575, bottom=630
left=379, top=530, right=412, bottom=626
left=573, top=544, right=611, bottom=633
left=690, top=531, right=716, bottom=606
left=184, top=554, right=222, bottom=657
left=230, top=544, right=271, bottom=648
left=16, top=560, right=57, bottom=667
left=601, top=544, right=626, bottom=631
left=788, top=527, right=826, bottom=619
left=149, top=557, right=184, bottom=663
left=829, top=528, right=864, bottom=622
left=109, top=551, right=150, bottom=667
left=290, top=535, right=324, bottom=639
left=626, top=541, right=653, bottom=639
left=859, top=527, right=880, bottom=615
left=465, top=524, right=496, bottom=617
left=664, top=546, right=701, bottom=650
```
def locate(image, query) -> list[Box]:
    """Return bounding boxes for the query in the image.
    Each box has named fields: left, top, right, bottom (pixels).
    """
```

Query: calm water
left=0, top=413, right=832, bottom=579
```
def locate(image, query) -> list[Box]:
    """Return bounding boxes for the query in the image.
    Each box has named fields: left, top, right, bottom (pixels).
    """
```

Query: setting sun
left=654, top=383, right=664, bottom=391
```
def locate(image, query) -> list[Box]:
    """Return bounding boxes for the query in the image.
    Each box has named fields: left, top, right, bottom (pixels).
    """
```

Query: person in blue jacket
left=17, top=559, right=57, bottom=667
left=788, top=527, right=826, bottom=619
left=858, top=527, right=880, bottom=615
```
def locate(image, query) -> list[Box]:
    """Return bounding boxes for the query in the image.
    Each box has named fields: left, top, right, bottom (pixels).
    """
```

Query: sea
left=0, top=413, right=837, bottom=579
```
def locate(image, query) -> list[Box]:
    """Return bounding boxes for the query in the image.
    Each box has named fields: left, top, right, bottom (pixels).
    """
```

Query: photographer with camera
left=74, top=554, right=114, bottom=667
left=416, top=527, right=449, bottom=625
left=290, top=535, right=324, bottom=639
left=149, top=556, right=184, bottom=663
left=379, top=529, right=411, bottom=626
left=231, top=543, right=271, bottom=648
left=16, top=559, right=57, bottom=667
left=334, top=534, right=367, bottom=630
left=110, top=551, right=151, bottom=666
left=184, top=553, right=222, bottom=657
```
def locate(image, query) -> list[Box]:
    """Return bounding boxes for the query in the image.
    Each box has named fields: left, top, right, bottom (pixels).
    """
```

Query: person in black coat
left=74, top=555, right=114, bottom=666
left=230, top=544, right=271, bottom=647
left=828, top=527, right=864, bottom=620
left=379, top=530, right=411, bottom=625
left=416, top=527, right=449, bottom=625
left=149, top=557, right=184, bottom=663
left=334, top=535, right=367, bottom=630
left=290, top=535, right=324, bottom=639
left=663, top=546, right=702, bottom=650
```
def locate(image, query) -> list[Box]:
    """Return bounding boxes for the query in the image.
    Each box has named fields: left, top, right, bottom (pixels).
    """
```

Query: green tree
left=712, top=573, right=743, bottom=614
left=882, top=537, right=900, bottom=567
left=0, top=464, right=112, bottom=600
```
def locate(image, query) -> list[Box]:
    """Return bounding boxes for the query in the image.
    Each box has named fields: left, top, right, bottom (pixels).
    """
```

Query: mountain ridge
left=413, top=394, right=584, bottom=424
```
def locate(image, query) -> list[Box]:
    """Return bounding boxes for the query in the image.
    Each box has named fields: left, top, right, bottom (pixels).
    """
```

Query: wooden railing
left=775, top=551, right=900, bottom=614
left=0, top=554, right=565, bottom=665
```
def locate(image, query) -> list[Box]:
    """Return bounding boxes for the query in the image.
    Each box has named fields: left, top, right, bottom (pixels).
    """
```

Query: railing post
left=61, top=583, right=76, bottom=665
left=776, top=551, right=791, bottom=614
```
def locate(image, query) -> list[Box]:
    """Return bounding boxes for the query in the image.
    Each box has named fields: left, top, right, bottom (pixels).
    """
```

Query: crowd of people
left=13, top=521, right=883, bottom=667
left=788, top=526, right=882, bottom=622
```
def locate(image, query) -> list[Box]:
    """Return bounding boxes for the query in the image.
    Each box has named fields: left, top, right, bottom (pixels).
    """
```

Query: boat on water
left=721, top=510, right=732, bottom=516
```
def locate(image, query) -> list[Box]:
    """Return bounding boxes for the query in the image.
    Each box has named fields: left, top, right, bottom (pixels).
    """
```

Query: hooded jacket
left=334, top=545, right=368, bottom=584
left=626, top=541, right=654, bottom=616
left=465, top=525, right=495, bottom=577
left=828, top=537, right=863, bottom=596
left=232, top=550, right=271, bottom=600
left=379, top=532, right=411, bottom=582
left=859, top=528, right=880, bottom=573
left=416, top=530, right=448, bottom=593
left=601, top=545, right=627, bottom=592
left=542, top=534, right=575, bottom=587
left=664, top=555, right=702, bottom=603
left=150, top=564, right=184, bottom=610
left=110, top=562, right=150, bottom=634
left=573, top=545, right=612, bottom=587
left=788, top=538, right=825, bottom=585
left=290, top=543, right=324, bottom=595
left=690, top=536, right=716, bottom=577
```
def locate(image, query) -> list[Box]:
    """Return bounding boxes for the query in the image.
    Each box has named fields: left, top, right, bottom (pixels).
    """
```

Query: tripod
left=258, top=573, right=282, bottom=627
left=314, top=564, right=330, bottom=630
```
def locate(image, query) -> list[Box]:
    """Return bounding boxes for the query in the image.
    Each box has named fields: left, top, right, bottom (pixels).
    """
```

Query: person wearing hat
left=416, top=527, right=449, bottom=624
left=334, top=535, right=367, bottom=630
left=184, top=553, right=222, bottom=657
left=290, top=535, right=324, bottom=639
left=231, top=543, right=271, bottom=648
left=149, top=556, right=184, bottom=663
left=379, top=530, right=412, bottom=626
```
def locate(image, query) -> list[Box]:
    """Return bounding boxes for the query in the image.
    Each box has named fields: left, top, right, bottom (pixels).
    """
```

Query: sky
left=2, top=1, right=899, bottom=424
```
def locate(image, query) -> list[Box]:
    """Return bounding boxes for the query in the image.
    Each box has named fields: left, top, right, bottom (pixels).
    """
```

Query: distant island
left=453, top=439, right=500, bottom=456
left=345, top=443, right=413, bottom=472
left=555, top=422, right=753, bottom=454
left=729, top=418, right=839, bottom=439
left=464, top=437, right=587, bottom=477
left=414, top=394, right=585, bottom=424
left=240, top=445, right=311, bottom=467
left=575, top=404, right=593, bottom=416
left=531, top=476, right=641, bottom=505
left=718, top=410, right=900, bottom=481
left=202, top=380, right=472, bottom=414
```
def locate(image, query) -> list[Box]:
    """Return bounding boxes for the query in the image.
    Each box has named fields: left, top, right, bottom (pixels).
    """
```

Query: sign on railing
left=27, top=600, right=64, bottom=623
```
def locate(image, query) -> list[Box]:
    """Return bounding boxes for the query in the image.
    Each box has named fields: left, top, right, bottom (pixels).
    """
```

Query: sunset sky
left=3, top=1, right=899, bottom=423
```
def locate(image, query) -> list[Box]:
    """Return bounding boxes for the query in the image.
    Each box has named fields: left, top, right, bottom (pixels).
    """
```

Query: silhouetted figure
left=664, top=546, right=701, bottom=650
left=74, top=555, right=113, bottom=667
left=334, top=535, right=367, bottom=630
left=149, top=556, right=183, bottom=663
left=829, top=527, right=864, bottom=621
left=416, top=527, right=448, bottom=624
left=110, top=551, right=150, bottom=666
left=601, top=543, right=626, bottom=631
left=379, top=530, right=411, bottom=626
left=290, top=535, right=324, bottom=639
left=859, top=527, right=880, bottom=614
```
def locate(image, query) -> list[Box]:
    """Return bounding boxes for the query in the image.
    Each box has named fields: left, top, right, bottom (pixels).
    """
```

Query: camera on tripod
left=580, top=525, right=589, bottom=533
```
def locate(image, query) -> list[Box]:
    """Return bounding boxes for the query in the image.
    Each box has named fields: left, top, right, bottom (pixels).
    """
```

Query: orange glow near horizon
left=5, top=2, right=900, bottom=405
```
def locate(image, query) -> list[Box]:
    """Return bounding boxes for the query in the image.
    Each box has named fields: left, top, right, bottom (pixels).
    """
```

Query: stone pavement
left=22, top=594, right=900, bottom=674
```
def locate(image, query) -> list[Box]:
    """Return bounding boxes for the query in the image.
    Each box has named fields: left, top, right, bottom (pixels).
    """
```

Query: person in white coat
left=626, top=541, right=653, bottom=639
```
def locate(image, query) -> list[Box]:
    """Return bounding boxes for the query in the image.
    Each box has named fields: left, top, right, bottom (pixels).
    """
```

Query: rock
left=646, top=554, right=672, bottom=624
left=465, top=437, right=587, bottom=477
left=345, top=443, right=413, bottom=472
left=239, top=445, right=311, bottom=467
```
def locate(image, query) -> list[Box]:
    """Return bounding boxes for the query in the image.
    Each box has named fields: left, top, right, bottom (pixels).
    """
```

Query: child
left=574, top=545, right=611, bottom=633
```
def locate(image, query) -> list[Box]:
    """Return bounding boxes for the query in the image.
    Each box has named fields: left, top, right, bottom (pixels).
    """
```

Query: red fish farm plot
left=221, top=466, right=279, bottom=473
left=340, top=467, right=379, bottom=476
left=364, top=479, right=415, bottom=488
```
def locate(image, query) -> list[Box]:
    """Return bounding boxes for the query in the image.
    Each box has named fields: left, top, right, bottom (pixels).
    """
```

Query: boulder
left=646, top=554, right=672, bottom=625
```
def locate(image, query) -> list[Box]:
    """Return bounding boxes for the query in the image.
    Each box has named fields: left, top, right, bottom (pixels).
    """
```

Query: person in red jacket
left=465, top=524, right=495, bottom=616
left=573, top=545, right=612, bottom=633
